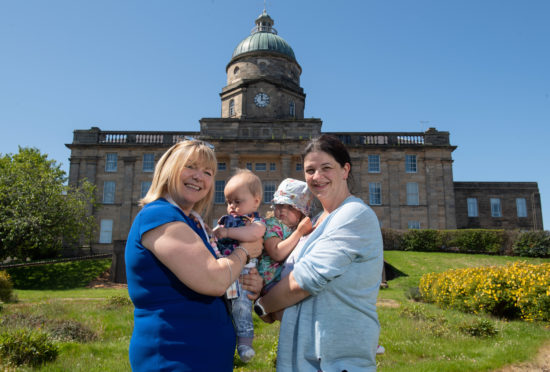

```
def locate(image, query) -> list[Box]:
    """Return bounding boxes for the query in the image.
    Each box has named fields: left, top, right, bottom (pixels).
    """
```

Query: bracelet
left=224, top=258, right=233, bottom=284
left=235, top=245, right=250, bottom=265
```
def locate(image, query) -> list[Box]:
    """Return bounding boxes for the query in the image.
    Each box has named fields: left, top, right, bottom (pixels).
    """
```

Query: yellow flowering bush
left=419, top=262, right=550, bottom=322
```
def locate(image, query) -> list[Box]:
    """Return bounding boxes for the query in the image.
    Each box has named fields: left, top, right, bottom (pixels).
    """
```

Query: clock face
left=254, top=92, right=270, bottom=107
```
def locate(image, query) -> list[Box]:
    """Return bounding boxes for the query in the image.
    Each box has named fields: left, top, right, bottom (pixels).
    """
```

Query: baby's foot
left=237, top=344, right=255, bottom=363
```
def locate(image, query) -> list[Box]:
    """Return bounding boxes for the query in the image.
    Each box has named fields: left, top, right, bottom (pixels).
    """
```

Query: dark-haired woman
left=255, top=135, right=383, bottom=371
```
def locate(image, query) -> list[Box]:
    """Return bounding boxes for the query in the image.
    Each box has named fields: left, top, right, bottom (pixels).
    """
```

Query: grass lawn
left=2, top=252, right=549, bottom=371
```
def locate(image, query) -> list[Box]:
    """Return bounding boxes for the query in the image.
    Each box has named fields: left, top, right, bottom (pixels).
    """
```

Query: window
left=215, top=180, right=226, bottom=204
left=229, top=99, right=235, bottom=116
left=99, top=219, right=113, bottom=244
left=408, top=221, right=421, bottom=229
left=490, top=198, right=502, bottom=217
left=289, top=101, right=295, bottom=117
left=516, top=198, right=527, bottom=217
left=141, top=181, right=152, bottom=198
left=246, top=163, right=252, bottom=170
left=105, top=153, right=117, bottom=172
left=467, top=198, right=478, bottom=217
left=296, top=163, right=303, bottom=171
left=405, top=154, right=417, bottom=173
left=103, top=181, right=116, bottom=204
left=369, top=182, right=381, bottom=205
left=368, top=154, right=380, bottom=173
left=143, top=153, right=155, bottom=172
left=217, top=162, right=227, bottom=171
left=263, top=181, right=277, bottom=203
left=270, top=162, right=276, bottom=171
left=255, top=163, right=267, bottom=171
left=406, top=182, right=419, bottom=205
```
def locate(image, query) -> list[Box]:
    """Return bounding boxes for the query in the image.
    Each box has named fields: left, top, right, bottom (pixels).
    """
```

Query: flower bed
left=419, top=261, right=550, bottom=322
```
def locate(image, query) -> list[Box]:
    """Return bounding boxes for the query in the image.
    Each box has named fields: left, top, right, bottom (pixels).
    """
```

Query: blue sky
left=1, top=0, right=548, bottom=228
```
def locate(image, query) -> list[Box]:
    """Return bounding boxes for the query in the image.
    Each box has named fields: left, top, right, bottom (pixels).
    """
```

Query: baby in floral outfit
left=258, top=178, right=314, bottom=293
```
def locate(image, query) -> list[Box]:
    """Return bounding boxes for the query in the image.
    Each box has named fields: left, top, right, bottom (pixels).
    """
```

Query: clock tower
left=220, top=11, right=306, bottom=120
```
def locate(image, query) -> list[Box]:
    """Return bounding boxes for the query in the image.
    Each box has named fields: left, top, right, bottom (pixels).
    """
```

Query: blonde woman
left=125, top=139, right=263, bottom=371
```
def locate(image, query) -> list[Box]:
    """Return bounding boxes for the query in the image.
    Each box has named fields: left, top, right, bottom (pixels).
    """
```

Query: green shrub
left=512, top=231, right=550, bottom=258
left=400, top=303, right=436, bottom=321
left=405, top=287, right=423, bottom=302
left=0, top=329, right=58, bottom=367
left=6, top=258, right=111, bottom=290
left=400, top=304, right=449, bottom=336
left=381, top=228, right=405, bottom=250
left=0, top=313, right=97, bottom=343
left=0, top=313, right=45, bottom=330
left=48, top=320, right=97, bottom=342
left=448, top=229, right=504, bottom=254
left=104, top=295, right=132, bottom=309
left=0, top=271, right=14, bottom=303
left=458, top=318, right=498, bottom=337
left=402, top=229, right=441, bottom=252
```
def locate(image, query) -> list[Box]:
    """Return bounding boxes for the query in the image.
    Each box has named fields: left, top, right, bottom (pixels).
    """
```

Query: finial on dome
left=253, top=8, right=276, bottom=35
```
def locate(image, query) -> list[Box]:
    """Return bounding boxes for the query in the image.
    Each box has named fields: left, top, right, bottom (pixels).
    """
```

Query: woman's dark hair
left=302, top=134, right=355, bottom=191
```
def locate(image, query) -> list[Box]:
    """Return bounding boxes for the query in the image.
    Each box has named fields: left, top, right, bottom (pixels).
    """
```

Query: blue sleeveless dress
left=125, top=198, right=235, bottom=371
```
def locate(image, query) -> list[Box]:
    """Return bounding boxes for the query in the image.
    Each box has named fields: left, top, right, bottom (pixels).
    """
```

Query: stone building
left=66, top=11, right=543, bottom=252
left=454, top=182, right=543, bottom=230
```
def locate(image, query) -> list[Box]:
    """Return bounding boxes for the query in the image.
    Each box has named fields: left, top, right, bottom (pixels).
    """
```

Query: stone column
left=230, top=154, right=239, bottom=171
left=119, top=156, right=137, bottom=240
left=281, top=155, right=291, bottom=178
left=68, top=157, right=81, bottom=187
left=386, top=159, right=402, bottom=229
left=351, top=155, right=363, bottom=197
left=241, top=88, right=248, bottom=118
left=424, top=157, right=442, bottom=229
left=442, top=158, right=457, bottom=229
left=84, top=156, right=99, bottom=184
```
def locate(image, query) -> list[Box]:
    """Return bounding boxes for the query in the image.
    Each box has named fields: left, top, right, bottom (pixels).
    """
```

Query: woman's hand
left=240, top=239, right=263, bottom=259
left=259, top=313, right=276, bottom=324
left=296, top=217, right=313, bottom=236
left=212, top=226, right=226, bottom=240
left=240, top=267, right=263, bottom=300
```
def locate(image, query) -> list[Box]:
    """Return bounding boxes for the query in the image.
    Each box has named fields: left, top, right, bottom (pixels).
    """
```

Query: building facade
left=66, top=11, right=543, bottom=252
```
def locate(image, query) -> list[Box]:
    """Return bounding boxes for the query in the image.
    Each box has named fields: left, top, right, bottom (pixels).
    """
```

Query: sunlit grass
left=1, top=252, right=548, bottom=371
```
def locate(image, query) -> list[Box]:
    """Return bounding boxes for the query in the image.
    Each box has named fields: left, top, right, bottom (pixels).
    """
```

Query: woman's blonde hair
left=139, top=139, right=217, bottom=214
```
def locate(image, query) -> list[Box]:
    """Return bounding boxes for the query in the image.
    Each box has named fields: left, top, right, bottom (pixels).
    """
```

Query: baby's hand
left=212, top=226, right=226, bottom=240
left=296, top=217, right=313, bottom=236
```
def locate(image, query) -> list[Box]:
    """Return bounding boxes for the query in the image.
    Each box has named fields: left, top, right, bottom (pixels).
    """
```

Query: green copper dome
left=231, top=11, right=296, bottom=61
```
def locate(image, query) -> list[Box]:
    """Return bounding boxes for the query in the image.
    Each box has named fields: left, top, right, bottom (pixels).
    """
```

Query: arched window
left=229, top=99, right=235, bottom=116
left=289, top=101, right=295, bottom=117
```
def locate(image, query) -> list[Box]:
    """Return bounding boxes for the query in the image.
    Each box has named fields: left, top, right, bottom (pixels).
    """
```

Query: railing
left=100, top=133, right=127, bottom=144
left=251, top=25, right=278, bottom=34
left=78, top=128, right=450, bottom=147
left=84, top=130, right=199, bottom=146
left=334, top=133, right=431, bottom=146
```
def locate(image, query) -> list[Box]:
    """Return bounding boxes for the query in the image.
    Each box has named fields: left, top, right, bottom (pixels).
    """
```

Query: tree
left=0, top=147, right=97, bottom=261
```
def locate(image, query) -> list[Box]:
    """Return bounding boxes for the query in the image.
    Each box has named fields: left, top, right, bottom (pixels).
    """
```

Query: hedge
left=381, top=228, right=549, bottom=257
